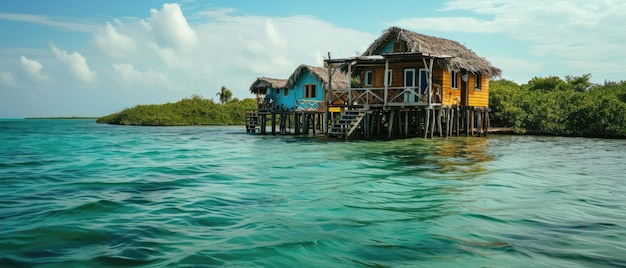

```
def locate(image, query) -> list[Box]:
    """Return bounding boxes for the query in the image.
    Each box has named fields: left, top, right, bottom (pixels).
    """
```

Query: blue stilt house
left=247, top=64, right=348, bottom=134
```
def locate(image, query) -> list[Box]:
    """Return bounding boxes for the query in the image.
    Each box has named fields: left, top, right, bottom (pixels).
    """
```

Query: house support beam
left=384, top=59, right=389, bottom=106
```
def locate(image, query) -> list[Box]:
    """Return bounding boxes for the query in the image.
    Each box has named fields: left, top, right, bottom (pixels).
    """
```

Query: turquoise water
left=1, top=119, right=625, bottom=267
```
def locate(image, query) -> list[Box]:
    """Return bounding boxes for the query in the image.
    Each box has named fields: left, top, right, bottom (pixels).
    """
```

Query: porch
left=329, top=86, right=441, bottom=108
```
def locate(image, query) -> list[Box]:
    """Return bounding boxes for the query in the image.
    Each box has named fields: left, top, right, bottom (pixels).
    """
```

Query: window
left=283, top=88, right=288, bottom=96
left=386, top=69, right=393, bottom=86
left=304, top=84, right=317, bottom=98
left=450, top=70, right=459, bottom=89
left=474, top=74, right=482, bottom=90
left=275, top=88, right=279, bottom=94
left=364, top=71, right=373, bottom=86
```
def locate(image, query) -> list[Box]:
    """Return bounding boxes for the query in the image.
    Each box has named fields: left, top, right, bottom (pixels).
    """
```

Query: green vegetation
left=490, top=74, right=626, bottom=137
left=96, top=94, right=257, bottom=126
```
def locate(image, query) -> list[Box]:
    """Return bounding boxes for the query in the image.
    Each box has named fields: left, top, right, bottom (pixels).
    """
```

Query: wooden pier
left=246, top=104, right=489, bottom=139
left=246, top=107, right=326, bottom=136
left=326, top=105, right=490, bottom=139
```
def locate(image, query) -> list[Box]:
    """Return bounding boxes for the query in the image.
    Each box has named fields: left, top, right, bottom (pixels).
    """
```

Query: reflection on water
left=434, top=137, right=494, bottom=174
left=1, top=120, right=625, bottom=267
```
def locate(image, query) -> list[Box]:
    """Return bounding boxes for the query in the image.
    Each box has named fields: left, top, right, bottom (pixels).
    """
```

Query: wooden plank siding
left=441, top=70, right=460, bottom=107
left=357, top=63, right=489, bottom=107
left=468, top=74, right=489, bottom=107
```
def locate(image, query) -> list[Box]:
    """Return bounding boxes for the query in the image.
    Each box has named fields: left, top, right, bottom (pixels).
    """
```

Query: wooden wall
left=358, top=62, right=490, bottom=108
left=468, top=74, right=489, bottom=107
left=441, top=71, right=489, bottom=107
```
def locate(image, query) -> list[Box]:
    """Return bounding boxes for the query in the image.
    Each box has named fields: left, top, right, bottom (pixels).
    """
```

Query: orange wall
left=442, top=71, right=489, bottom=107
left=358, top=63, right=490, bottom=107
left=468, top=74, right=489, bottom=107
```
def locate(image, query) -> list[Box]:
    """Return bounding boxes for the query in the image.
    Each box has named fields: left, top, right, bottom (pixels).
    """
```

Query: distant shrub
left=97, top=96, right=257, bottom=126
left=490, top=76, right=626, bottom=137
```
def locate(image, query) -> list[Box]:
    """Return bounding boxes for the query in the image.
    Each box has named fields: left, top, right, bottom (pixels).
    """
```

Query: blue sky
left=1, top=0, right=625, bottom=118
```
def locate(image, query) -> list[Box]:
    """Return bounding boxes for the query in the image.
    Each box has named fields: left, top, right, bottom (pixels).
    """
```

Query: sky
left=1, top=0, right=625, bottom=118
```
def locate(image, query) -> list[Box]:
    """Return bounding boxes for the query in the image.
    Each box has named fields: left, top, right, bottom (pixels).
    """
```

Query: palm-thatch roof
left=249, top=77, right=288, bottom=94
left=285, top=64, right=349, bottom=89
left=363, top=26, right=501, bottom=77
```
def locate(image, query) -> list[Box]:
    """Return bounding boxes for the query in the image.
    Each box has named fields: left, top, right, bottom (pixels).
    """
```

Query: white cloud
left=0, top=12, right=98, bottom=32
left=0, top=3, right=374, bottom=117
left=94, top=22, right=137, bottom=58
left=391, top=0, right=626, bottom=82
left=487, top=56, right=545, bottom=83
left=20, top=56, right=47, bottom=82
left=395, top=17, right=502, bottom=33
left=51, top=44, right=97, bottom=84
left=395, top=1, right=626, bottom=59
left=0, top=72, right=16, bottom=87
left=145, top=3, right=198, bottom=52
left=113, top=63, right=168, bottom=86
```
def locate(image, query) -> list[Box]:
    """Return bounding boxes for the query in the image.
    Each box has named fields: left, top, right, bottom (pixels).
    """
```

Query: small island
left=97, top=89, right=257, bottom=126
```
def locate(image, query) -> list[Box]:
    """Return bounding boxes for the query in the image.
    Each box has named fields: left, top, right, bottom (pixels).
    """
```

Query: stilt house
left=325, top=26, right=502, bottom=138
left=247, top=64, right=348, bottom=134
left=249, top=77, right=288, bottom=110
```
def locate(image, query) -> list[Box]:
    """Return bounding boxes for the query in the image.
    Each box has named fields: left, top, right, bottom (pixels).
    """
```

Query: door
left=418, top=68, right=428, bottom=97
left=404, top=68, right=416, bottom=103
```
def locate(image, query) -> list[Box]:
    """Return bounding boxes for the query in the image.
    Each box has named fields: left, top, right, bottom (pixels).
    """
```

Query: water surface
left=1, top=119, right=625, bottom=267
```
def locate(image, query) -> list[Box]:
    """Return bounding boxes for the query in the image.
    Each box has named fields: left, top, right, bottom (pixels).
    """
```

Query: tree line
left=489, top=74, right=626, bottom=138
left=97, top=86, right=257, bottom=126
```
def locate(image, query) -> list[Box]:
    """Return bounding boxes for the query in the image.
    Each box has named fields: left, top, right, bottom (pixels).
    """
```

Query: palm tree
left=216, top=86, right=233, bottom=105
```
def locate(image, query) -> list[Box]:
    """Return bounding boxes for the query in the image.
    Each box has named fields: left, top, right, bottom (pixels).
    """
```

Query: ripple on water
left=1, top=122, right=626, bottom=267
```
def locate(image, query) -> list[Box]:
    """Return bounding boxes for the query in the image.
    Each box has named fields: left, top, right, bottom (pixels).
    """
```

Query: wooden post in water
left=376, top=111, right=382, bottom=137
left=424, top=108, right=430, bottom=138
left=387, top=110, right=395, bottom=138
left=455, top=107, right=460, bottom=136
left=437, top=107, right=443, bottom=137
left=364, top=112, right=370, bottom=138
left=295, top=113, right=301, bottom=134
left=260, top=114, right=267, bottom=135
left=271, top=113, right=276, bottom=135
left=303, top=114, right=309, bottom=135
left=428, top=108, right=437, bottom=138
left=404, top=110, right=409, bottom=137
left=476, top=110, right=482, bottom=137
left=483, top=109, right=488, bottom=136
left=465, top=108, right=470, bottom=136
left=288, top=113, right=291, bottom=133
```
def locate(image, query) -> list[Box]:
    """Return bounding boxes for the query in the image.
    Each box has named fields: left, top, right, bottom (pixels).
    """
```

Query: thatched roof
left=363, top=26, right=501, bottom=77
left=249, top=77, right=288, bottom=94
left=285, top=64, right=349, bottom=89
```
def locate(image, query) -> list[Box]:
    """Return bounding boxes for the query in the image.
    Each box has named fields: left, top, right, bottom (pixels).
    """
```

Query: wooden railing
left=331, top=87, right=437, bottom=107
left=296, top=99, right=324, bottom=111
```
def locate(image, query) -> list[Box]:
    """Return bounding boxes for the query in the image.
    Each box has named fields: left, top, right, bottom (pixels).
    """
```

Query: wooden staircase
left=245, top=109, right=259, bottom=133
left=329, top=108, right=368, bottom=139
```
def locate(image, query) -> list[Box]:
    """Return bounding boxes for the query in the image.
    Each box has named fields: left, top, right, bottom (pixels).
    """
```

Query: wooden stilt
left=271, top=113, right=276, bottom=135
left=465, top=108, right=470, bottom=136
left=471, top=109, right=476, bottom=136
left=295, top=114, right=301, bottom=134
left=437, top=108, right=443, bottom=137
left=424, top=108, right=430, bottom=138
left=454, top=108, right=458, bottom=136
left=404, top=110, right=409, bottom=137
left=429, top=109, right=435, bottom=138
left=476, top=110, right=482, bottom=137
left=388, top=110, right=395, bottom=138
left=376, top=112, right=382, bottom=137
left=445, top=108, right=450, bottom=137
left=485, top=108, right=491, bottom=136
left=260, top=114, right=267, bottom=134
